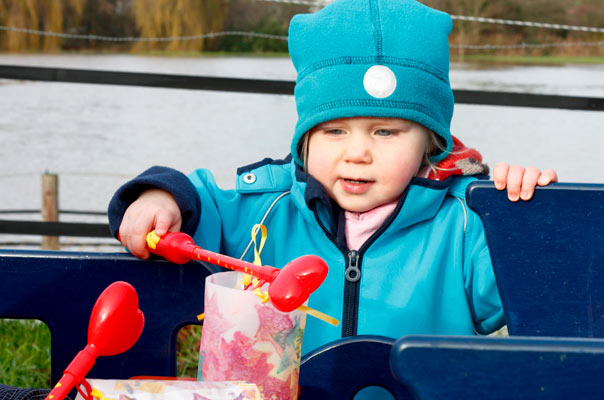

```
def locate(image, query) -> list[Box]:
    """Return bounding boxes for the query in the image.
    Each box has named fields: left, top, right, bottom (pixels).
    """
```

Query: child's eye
left=325, top=129, right=344, bottom=135
left=375, top=129, right=395, bottom=137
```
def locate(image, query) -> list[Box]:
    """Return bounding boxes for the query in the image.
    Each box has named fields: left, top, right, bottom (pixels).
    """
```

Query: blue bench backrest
left=466, top=181, right=604, bottom=337
left=390, top=335, right=604, bottom=400
left=0, top=250, right=216, bottom=384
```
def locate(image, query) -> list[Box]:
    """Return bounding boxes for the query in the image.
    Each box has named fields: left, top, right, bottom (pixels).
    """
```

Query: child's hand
left=118, top=188, right=182, bottom=259
left=492, top=162, right=558, bottom=202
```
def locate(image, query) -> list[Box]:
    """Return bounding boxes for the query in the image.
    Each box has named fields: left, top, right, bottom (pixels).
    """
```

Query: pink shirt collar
left=344, top=200, right=398, bottom=250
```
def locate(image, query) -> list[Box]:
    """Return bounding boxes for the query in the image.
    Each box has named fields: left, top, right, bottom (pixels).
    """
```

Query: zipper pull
left=345, top=250, right=361, bottom=282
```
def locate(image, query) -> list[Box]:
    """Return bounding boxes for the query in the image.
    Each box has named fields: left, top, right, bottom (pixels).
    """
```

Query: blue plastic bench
left=466, top=181, right=604, bottom=337
left=390, top=335, right=604, bottom=399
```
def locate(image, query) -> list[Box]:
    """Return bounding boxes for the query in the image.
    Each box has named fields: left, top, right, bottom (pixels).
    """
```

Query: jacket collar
left=393, top=177, right=451, bottom=229
left=236, top=157, right=474, bottom=239
left=294, top=166, right=347, bottom=246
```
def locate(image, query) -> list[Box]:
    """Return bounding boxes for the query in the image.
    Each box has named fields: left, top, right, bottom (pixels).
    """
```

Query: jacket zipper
left=342, top=250, right=361, bottom=337
left=310, top=189, right=407, bottom=338
left=310, top=208, right=360, bottom=335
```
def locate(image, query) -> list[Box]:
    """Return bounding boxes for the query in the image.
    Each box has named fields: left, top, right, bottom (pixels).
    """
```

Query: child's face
left=307, top=117, right=428, bottom=213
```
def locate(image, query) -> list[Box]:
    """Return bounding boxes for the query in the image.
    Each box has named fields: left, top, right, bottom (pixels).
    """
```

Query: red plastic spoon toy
left=45, top=281, right=145, bottom=400
left=146, top=231, right=328, bottom=312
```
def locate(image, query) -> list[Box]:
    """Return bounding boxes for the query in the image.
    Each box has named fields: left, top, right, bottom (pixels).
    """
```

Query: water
left=0, top=54, right=603, bottom=248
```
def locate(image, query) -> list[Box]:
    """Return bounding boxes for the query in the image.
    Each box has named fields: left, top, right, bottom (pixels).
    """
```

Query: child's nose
left=344, top=134, right=372, bottom=163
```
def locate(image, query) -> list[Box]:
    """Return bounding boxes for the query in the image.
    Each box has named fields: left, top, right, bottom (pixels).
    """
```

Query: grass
left=0, top=319, right=203, bottom=387
left=176, top=325, right=203, bottom=378
left=0, top=319, right=51, bottom=388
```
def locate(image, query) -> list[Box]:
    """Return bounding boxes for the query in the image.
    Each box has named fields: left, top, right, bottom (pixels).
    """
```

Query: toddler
left=109, top=0, right=556, bottom=360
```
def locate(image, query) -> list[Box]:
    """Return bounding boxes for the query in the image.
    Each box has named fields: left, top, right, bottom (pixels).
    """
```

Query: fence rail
left=1, top=65, right=603, bottom=111
left=0, top=219, right=111, bottom=238
left=0, top=209, right=107, bottom=216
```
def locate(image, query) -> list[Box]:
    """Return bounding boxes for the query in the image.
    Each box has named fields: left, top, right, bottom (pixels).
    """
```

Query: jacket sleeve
left=463, top=206, right=506, bottom=335
left=107, top=166, right=201, bottom=238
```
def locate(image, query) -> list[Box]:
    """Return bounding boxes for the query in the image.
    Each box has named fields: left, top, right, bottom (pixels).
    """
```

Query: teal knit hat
left=289, top=0, right=454, bottom=166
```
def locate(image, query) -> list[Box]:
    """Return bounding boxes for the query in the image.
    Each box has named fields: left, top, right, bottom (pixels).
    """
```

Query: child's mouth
left=340, top=178, right=373, bottom=194
left=344, top=178, right=369, bottom=184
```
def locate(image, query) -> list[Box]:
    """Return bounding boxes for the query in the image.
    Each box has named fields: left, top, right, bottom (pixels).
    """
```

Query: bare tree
left=130, top=0, right=228, bottom=52
left=0, top=0, right=83, bottom=51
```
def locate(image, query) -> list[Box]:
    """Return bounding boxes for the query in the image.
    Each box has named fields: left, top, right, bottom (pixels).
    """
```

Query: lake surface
left=0, top=54, right=603, bottom=247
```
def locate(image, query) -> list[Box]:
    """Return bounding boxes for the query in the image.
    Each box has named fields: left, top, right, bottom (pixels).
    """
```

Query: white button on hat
left=363, top=65, right=397, bottom=99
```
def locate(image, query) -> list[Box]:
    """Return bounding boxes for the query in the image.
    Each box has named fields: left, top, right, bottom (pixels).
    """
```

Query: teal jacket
left=108, top=157, right=504, bottom=354
left=184, top=158, right=504, bottom=354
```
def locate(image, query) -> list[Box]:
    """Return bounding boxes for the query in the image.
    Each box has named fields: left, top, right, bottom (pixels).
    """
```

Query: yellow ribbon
left=253, top=288, right=270, bottom=303
left=297, top=305, right=340, bottom=327
left=252, top=224, right=267, bottom=266
left=242, top=224, right=267, bottom=288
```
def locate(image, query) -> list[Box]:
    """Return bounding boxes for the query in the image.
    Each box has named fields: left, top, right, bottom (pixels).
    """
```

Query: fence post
left=42, top=172, right=60, bottom=250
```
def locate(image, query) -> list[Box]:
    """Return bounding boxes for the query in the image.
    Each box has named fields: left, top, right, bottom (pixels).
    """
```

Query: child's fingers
left=154, top=210, right=173, bottom=237
left=154, top=209, right=182, bottom=236
left=505, top=165, right=524, bottom=202
left=519, top=166, right=540, bottom=201
left=492, top=162, right=510, bottom=190
left=537, top=169, right=558, bottom=186
left=118, top=217, right=136, bottom=254
left=129, top=222, right=151, bottom=259
left=117, top=189, right=182, bottom=260
left=119, top=230, right=149, bottom=259
left=120, top=213, right=153, bottom=259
